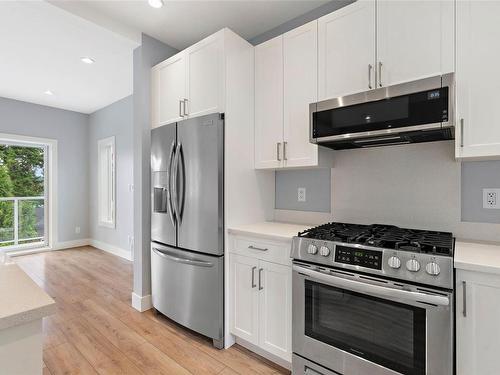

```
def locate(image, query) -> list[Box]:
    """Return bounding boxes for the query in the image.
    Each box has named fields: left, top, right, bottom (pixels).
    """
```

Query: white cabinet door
left=283, top=20, right=318, bottom=168
left=255, top=35, right=284, bottom=169
left=376, top=0, right=454, bottom=87
left=456, top=270, right=500, bottom=375
left=456, top=1, right=500, bottom=159
left=318, top=0, right=376, bottom=100
left=230, top=254, right=259, bottom=345
left=185, top=32, right=224, bottom=118
left=152, top=53, right=186, bottom=128
left=258, top=260, right=292, bottom=362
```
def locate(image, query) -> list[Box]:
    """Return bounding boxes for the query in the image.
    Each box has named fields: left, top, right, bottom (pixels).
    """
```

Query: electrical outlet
left=298, top=187, right=306, bottom=202
left=75, top=226, right=81, bottom=234
left=483, top=188, right=500, bottom=209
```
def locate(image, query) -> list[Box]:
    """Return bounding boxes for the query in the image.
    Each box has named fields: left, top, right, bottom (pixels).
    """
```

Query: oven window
left=305, top=280, right=426, bottom=375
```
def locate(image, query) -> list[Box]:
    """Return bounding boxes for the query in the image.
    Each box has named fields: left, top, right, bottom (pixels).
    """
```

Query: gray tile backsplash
left=275, top=168, right=331, bottom=213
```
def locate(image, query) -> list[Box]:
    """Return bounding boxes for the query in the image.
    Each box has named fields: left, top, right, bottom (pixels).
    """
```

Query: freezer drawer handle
left=248, top=245, right=268, bottom=252
left=152, top=247, right=214, bottom=268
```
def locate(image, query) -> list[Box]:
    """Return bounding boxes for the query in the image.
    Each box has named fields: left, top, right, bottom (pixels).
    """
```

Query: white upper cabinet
left=456, top=0, right=500, bottom=159
left=151, top=30, right=227, bottom=128
left=376, top=0, right=454, bottom=87
left=185, top=33, right=224, bottom=118
left=318, top=0, right=376, bottom=100
left=283, top=20, right=318, bottom=168
left=152, top=54, right=186, bottom=127
left=254, top=35, right=284, bottom=169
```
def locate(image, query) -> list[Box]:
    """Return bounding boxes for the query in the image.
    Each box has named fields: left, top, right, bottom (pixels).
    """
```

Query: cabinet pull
left=183, top=98, right=188, bottom=116
left=378, top=61, right=383, bottom=87
left=179, top=100, right=183, bottom=117
left=251, top=266, right=257, bottom=288
left=277, top=142, right=281, bottom=161
left=462, top=281, right=467, bottom=317
left=368, top=64, right=373, bottom=89
left=283, top=141, right=288, bottom=161
left=258, top=268, right=264, bottom=290
left=248, top=245, right=268, bottom=252
left=460, top=118, right=464, bottom=148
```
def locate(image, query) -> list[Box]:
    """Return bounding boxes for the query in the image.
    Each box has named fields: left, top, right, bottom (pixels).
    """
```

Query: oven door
left=292, top=264, right=453, bottom=375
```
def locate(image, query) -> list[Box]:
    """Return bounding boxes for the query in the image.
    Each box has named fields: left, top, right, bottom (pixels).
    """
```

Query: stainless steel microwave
left=310, top=73, right=455, bottom=149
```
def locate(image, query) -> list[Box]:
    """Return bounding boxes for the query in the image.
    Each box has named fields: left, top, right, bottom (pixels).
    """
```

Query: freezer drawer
left=151, top=243, right=224, bottom=342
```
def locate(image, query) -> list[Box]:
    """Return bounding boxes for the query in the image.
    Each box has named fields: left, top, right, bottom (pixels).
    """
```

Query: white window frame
left=98, top=136, right=116, bottom=228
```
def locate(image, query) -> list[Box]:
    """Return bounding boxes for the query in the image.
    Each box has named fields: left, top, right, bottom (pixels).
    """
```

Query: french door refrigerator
left=151, top=113, right=224, bottom=349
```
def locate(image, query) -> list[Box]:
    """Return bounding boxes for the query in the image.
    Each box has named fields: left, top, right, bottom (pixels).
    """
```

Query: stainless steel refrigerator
left=150, top=113, right=224, bottom=349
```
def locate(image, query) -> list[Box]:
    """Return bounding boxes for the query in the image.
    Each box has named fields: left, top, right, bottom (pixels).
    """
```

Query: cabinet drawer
left=230, top=236, right=292, bottom=266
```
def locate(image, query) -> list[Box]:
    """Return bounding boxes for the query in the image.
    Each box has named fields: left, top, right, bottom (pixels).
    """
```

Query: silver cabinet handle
left=179, top=100, right=183, bottom=117
left=258, top=268, right=264, bottom=290
left=251, top=266, right=257, bottom=288
left=378, top=61, right=383, bottom=87
left=277, top=142, right=281, bottom=161
left=183, top=98, right=188, bottom=116
left=248, top=245, right=268, bottom=252
left=460, top=118, right=464, bottom=148
left=462, top=281, right=467, bottom=317
left=283, top=141, right=287, bottom=161
left=152, top=247, right=214, bottom=267
left=368, top=64, right=373, bottom=89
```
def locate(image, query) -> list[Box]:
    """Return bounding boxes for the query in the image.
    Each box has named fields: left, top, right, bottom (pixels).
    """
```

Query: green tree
left=0, top=145, right=44, bottom=245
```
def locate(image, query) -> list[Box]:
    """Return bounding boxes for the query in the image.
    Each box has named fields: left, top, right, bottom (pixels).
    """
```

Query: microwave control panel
left=335, top=246, right=382, bottom=270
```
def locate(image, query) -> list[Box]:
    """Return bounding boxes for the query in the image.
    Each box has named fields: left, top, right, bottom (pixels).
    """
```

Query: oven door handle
left=294, top=265, right=450, bottom=307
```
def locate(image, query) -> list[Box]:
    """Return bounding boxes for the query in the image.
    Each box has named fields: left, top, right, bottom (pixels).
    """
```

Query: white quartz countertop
left=0, top=263, right=56, bottom=330
left=228, top=221, right=312, bottom=241
left=455, top=240, right=500, bottom=275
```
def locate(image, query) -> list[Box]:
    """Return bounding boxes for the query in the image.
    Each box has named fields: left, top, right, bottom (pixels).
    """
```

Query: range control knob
left=307, top=244, right=318, bottom=255
left=406, top=259, right=421, bottom=272
left=387, top=256, right=401, bottom=269
left=425, top=262, right=441, bottom=276
left=319, top=246, right=330, bottom=257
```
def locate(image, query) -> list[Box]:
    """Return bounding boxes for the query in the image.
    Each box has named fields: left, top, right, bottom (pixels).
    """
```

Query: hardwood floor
left=14, top=247, right=290, bottom=375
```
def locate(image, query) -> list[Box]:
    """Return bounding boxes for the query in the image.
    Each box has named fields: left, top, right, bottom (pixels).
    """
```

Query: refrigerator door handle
left=177, top=142, right=186, bottom=222
left=167, top=139, right=177, bottom=226
left=172, top=142, right=182, bottom=224
left=152, top=247, right=214, bottom=267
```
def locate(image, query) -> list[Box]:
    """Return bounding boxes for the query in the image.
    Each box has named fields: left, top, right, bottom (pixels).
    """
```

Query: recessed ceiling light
left=44, top=90, right=54, bottom=96
left=148, top=0, right=163, bottom=9
left=80, top=57, right=95, bottom=64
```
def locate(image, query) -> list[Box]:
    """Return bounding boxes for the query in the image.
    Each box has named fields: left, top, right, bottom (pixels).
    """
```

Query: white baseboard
left=131, top=293, right=152, bottom=312
left=89, top=239, right=132, bottom=261
left=53, top=238, right=90, bottom=250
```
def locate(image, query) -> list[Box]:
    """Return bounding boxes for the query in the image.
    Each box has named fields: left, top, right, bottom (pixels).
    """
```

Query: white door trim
left=0, top=132, right=58, bottom=251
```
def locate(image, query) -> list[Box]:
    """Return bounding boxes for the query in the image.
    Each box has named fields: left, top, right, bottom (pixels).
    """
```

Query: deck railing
left=0, top=197, right=45, bottom=247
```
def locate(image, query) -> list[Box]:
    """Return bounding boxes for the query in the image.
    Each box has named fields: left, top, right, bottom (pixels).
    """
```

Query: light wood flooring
left=14, top=247, right=290, bottom=375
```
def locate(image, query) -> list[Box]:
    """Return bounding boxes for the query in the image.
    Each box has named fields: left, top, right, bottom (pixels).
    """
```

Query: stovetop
left=298, top=222, right=454, bottom=257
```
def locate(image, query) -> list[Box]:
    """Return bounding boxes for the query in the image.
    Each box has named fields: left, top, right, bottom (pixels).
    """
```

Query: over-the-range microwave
left=309, top=73, right=454, bottom=150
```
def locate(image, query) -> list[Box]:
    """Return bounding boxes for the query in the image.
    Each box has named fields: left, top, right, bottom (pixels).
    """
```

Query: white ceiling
left=2, top=0, right=328, bottom=114
left=0, top=1, right=139, bottom=114
left=49, top=0, right=330, bottom=50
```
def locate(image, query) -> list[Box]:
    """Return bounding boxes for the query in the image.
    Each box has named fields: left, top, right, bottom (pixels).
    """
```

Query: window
left=98, top=136, right=115, bottom=228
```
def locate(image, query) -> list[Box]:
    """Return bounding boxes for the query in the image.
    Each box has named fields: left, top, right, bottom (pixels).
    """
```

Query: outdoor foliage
left=0, top=145, right=44, bottom=245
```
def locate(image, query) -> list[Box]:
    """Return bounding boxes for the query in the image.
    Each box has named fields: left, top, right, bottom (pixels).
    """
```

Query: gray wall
left=249, top=0, right=354, bottom=45
left=133, top=34, right=178, bottom=297
left=462, top=161, right=500, bottom=224
left=89, top=95, right=134, bottom=252
left=0, top=97, right=89, bottom=243
left=275, top=169, right=331, bottom=212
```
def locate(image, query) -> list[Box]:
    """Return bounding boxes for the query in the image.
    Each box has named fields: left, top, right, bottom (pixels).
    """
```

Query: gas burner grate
left=298, top=222, right=454, bottom=256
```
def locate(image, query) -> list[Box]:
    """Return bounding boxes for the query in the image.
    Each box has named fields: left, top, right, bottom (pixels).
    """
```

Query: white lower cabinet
left=229, top=236, right=292, bottom=363
left=456, top=269, right=500, bottom=375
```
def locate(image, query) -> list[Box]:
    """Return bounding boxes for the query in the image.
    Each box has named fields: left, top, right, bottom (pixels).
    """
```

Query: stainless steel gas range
left=291, top=223, right=455, bottom=375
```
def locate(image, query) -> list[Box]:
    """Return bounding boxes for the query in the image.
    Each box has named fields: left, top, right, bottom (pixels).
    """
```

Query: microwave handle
left=294, top=265, right=450, bottom=307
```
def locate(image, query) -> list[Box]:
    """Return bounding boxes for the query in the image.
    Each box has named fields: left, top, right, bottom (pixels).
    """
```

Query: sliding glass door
left=0, top=143, right=48, bottom=250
